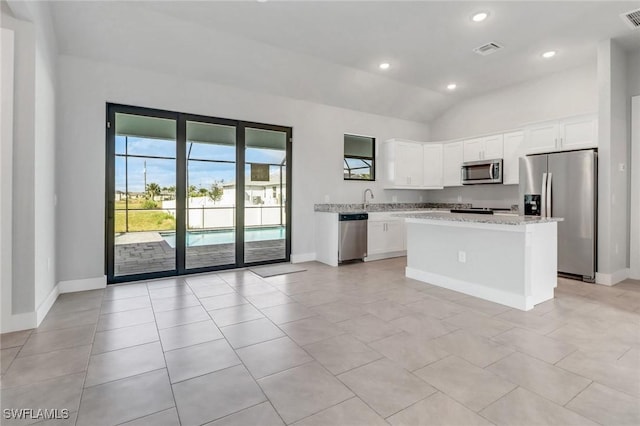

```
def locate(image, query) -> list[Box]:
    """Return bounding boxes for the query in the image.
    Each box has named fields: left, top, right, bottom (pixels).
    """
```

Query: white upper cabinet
left=463, top=136, right=503, bottom=161
left=525, top=121, right=560, bottom=154
left=482, top=135, right=504, bottom=160
left=463, top=138, right=483, bottom=162
left=384, top=139, right=424, bottom=188
left=560, top=115, right=598, bottom=151
left=383, top=139, right=443, bottom=189
left=502, top=131, right=524, bottom=185
left=423, top=143, right=444, bottom=188
left=524, top=115, right=597, bottom=154
left=443, top=141, right=463, bottom=187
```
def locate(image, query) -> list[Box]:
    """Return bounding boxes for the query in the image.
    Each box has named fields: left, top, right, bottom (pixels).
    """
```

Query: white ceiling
left=49, top=1, right=640, bottom=123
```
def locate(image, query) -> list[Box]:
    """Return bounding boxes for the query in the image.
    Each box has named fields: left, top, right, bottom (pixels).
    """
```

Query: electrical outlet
left=419, top=195, right=423, bottom=202
left=392, top=195, right=398, bottom=202
left=458, top=251, right=466, bottom=263
left=615, top=243, right=619, bottom=254
left=619, top=163, right=626, bottom=172
left=457, top=195, right=462, bottom=202
left=324, top=195, right=330, bottom=202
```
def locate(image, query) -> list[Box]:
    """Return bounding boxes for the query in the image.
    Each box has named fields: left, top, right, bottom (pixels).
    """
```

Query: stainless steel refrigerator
left=519, top=149, right=597, bottom=282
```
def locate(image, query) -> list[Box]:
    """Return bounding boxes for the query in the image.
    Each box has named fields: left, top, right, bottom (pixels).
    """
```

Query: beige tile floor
left=1, top=258, right=640, bottom=425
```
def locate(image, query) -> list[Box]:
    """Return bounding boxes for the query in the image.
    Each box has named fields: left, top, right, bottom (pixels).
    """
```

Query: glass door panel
left=185, top=121, right=237, bottom=269
left=244, top=127, right=287, bottom=264
left=113, top=113, right=177, bottom=277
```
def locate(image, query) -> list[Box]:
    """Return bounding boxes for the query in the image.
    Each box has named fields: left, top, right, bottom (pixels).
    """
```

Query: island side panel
left=527, top=221, right=558, bottom=306
left=405, top=220, right=555, bottom=310
left=315, top=212, right=339, bottom=266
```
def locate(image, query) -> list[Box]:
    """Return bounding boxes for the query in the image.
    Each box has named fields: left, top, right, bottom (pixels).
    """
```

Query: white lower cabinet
left=366, top=214, right=406, bottom=260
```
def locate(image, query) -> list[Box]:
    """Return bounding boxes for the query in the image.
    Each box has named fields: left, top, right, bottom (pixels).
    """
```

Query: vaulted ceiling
left=50, top=1, right=640, bottom=123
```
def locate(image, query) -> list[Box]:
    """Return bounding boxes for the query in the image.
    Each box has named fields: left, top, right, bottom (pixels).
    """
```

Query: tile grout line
left=192, top=276, right=291, bottom=426
left=147, top=281, right=182, bottom=426
left=74, top=287, right=107, bottom=426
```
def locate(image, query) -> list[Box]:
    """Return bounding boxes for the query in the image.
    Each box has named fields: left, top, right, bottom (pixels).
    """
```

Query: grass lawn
left=115, top=201, right=175, bottom=232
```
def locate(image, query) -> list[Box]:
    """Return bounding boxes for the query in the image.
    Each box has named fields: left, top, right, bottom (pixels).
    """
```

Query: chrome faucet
left=363, top=188, right=374, bottom=209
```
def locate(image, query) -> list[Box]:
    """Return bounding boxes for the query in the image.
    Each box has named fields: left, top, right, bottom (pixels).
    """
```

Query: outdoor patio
left=115, top=239, right=286, bottom=276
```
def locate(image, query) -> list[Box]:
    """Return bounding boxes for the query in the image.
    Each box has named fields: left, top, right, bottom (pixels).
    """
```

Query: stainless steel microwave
left=461, top=159, right=503, bottom=184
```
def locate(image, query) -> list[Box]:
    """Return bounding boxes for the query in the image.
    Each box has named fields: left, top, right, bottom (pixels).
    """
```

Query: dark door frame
left=105, top=103, right=292, bottom=284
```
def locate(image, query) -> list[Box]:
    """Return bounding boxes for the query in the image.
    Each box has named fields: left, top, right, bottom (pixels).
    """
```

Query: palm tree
left=146, top=182, right=161, bottom=201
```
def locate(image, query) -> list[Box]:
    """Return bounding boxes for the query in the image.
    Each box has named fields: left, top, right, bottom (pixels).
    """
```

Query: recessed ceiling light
left=379, top=62, right=390, bottom=70
left=447, top=83, right=457, bottom=90
left=257, top=0, right=268, bottom=3
left=542, top=50, right=557, bottom=59
left=472, top=12, right=489, bottom=22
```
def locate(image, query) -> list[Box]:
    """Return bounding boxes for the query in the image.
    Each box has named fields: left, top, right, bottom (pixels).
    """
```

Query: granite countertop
left=314, top=202, right=472, bottom=213
left=394, top=211, right=563, bottom=225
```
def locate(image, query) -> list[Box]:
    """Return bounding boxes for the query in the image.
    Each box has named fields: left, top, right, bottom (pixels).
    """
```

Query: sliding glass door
left=185, top=119, right=238, bottom=270
left=106, top=105, right=292, bottom=283
left=243, top=126, right=289, bottom=264
left=110, top=111, right=178, bottom=278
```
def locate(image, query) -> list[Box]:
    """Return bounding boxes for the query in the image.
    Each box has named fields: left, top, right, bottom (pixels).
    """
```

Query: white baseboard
left=595, top=269, right=630, bottom=286
left=58, top=276, right=107, bottom=293
left=1, top=311, right=36, bottom=334
left=290, top=253, right=315, bottom=263
left=36, top=284, right=60, bottom=326
left=1, top=276, right=107, bottom=334
left=365, top=251, right=406, bottom=262
left=405, top=267, right=550, bottom=311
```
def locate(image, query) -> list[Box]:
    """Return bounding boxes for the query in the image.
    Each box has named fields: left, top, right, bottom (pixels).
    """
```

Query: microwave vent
left=621, top=8, right=640, bottom=29
left=473, top=42, right=504, bottom=56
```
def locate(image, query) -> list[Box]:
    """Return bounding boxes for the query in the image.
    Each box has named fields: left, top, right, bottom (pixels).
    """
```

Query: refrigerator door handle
left=541, top=172, right=548, bottom=217
left=546, top=173, right=553, bottom=217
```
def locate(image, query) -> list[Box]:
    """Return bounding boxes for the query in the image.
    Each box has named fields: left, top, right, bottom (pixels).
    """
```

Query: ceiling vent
left=473, top=42, right=504, bottom=56
left=621, top=8, right=640, bottom=29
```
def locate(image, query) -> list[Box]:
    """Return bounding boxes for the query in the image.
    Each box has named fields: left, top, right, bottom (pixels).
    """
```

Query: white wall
left=425, top=185, right=519, bottom=209
left=1, top=11, right=36, bottom=318
left=627, top=50, right=640, bottom=279
left=1, top=1, right=59, bottom=331
left=629, top=50, right=640, bottom=96
left=426, top=64, right=598, bottom=208
left=29, top=0, right=58, bottom=312
left=631, top=96, right=640, bottom=279
left=596, top=39, right=630, bottom=284
left=56, top=55, right=430, bottom=283
left=430, top=64, right=598, bottom=141
left=1, top=27, right=16, bottom=329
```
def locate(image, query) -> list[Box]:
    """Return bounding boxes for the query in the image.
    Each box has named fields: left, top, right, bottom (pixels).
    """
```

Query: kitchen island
left=396, top=212, right=563, bottom=311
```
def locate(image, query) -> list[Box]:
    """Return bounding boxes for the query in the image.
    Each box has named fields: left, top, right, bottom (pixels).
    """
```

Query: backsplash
left=314, top=202, right=472, bottom=213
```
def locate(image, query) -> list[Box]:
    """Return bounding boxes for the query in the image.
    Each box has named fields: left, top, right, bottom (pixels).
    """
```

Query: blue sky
left=115, top=136, right=285, bottom=192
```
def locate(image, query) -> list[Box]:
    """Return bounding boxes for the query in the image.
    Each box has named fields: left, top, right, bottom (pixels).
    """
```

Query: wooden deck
left=115, top=239, right=286, bottom=276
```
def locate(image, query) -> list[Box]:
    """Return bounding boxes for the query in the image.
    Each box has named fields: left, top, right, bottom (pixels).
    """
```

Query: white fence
left=161, top=198, right=285, bottom=229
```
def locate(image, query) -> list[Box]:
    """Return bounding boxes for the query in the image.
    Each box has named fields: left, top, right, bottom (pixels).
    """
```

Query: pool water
left=162, top=226, right=285, bottom=248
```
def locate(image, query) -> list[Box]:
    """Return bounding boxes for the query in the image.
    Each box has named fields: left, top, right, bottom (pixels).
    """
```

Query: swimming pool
left=161, top=226, right=285, bottom=248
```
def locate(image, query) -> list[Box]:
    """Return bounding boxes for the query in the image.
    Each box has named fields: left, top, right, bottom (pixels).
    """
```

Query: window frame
left=343, top=134, right=376, bottom=181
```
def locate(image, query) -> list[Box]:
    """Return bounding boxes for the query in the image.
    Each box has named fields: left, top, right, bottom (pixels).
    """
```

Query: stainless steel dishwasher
left=338, top=213, right=368, bottom=263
